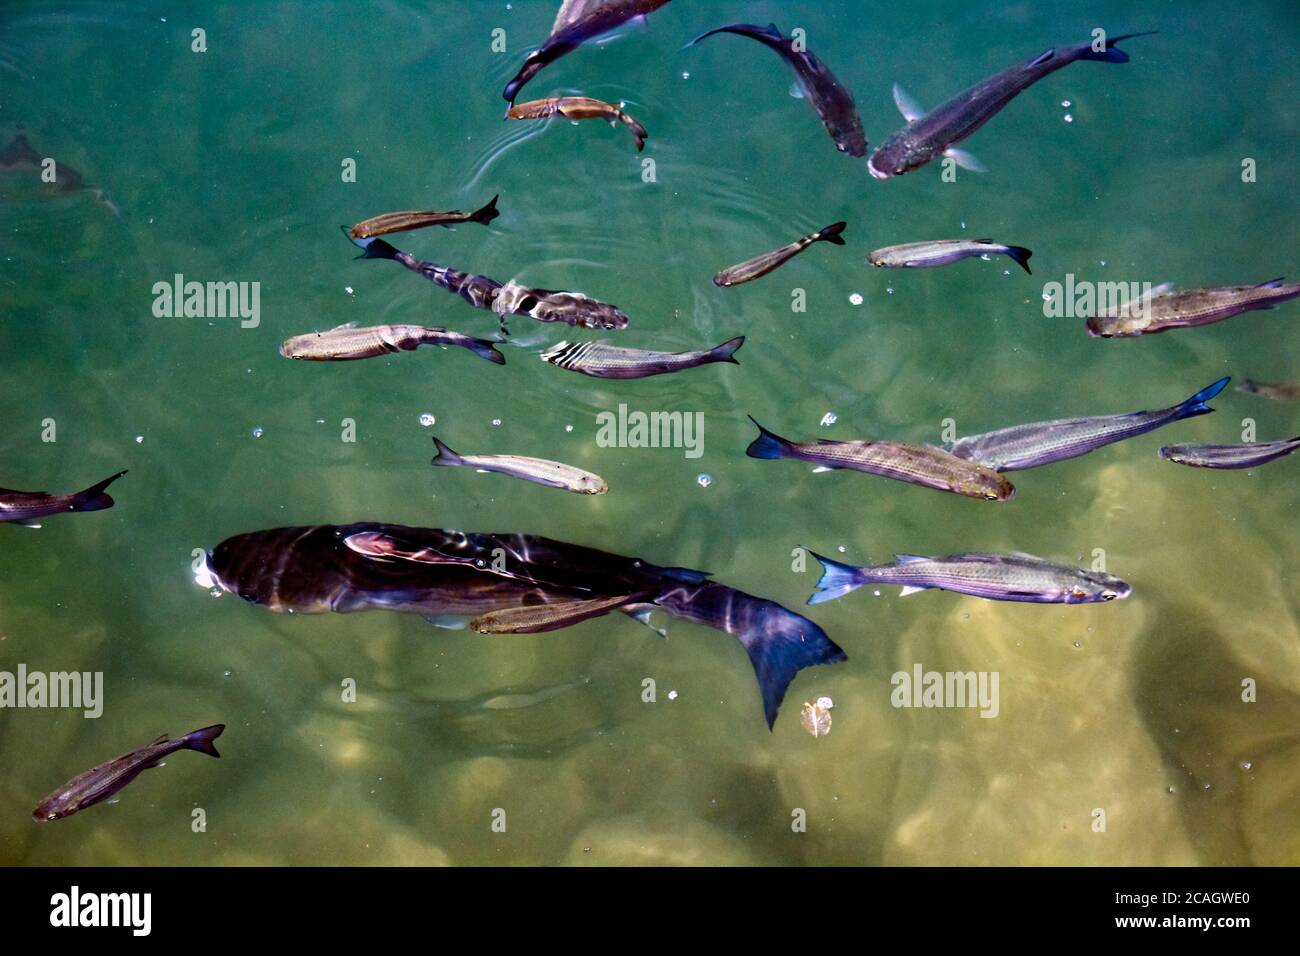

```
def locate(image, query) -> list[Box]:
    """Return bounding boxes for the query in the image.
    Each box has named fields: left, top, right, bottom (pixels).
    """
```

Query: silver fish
left=33, top=725, right=223, bottom=822
left=349, top=196, right=500, bottom=238
left=431, top=436, right=608, bottom=494
left=869, top=32, right=1154, bottom=178
left=867, top=239, right=1032, bottom=274
left=948, top=377, right=1230, bottom=472
left=1086, top=278, right=1300, bottom=337
left=0, top=470, right=127, bottom=526
left=541, top=335, right=743, bottom=379
left=807, top=549, right=1131, bottom=605
left=1237, top=378, right=1300, bottom=401
left=506, top=97, right=647, bottom=151
left=1159, top=438, right=1300, bottom=470
left=715, top=222, right=846, bottom=287
left=279, top=323, right=505, bottom=364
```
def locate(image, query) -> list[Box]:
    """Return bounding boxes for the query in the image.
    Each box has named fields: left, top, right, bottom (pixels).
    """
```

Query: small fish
left=869, top=32, right=1154, bottom=178
left=346, top=230, right=628, bottom=332
left=948, top=377, right=1230, bottom=472
left=471, top=594, right=646, bottom=633
left=431, top=436, right=608, bottom=494
left=746, top=417, right=1015, bottom=501
left=33, top=725, right=224, bottom=822
left=348, top=196, right=500, bottom=238
left=1237, top=378, right=1300, bottom=401
left=867, top=239, right=1032, bottom=274
left=507, top=97, right=648, bottom=151
left=279, top=323, right=505, bottom=365
left=503, top=0, right=673, bottom=102
left=0, top=127, right=118, bottom=213
left=799, top=696, right=834, bottom=738
left=686, top=22, right=867, bottom=157
left=0, top=471, right=127, bottom=526
left=1159, top=437, right=1300, bottom=470
left=541, top=335, right=743, bottom=379
left=807, top=549, right=1132, bottom=605
left=714, top=222, right=847, bottom=287
left=1085, top=278, right=1300, bottom=337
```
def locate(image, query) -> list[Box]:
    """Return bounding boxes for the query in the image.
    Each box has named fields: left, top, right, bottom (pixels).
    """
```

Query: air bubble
left=849, top=292, right=863, bottom=306
left=697, top=474, right=712, bottom=488
left=251, top=427, right=263, bottom=439
left=419, top=413, right=435, bottom=427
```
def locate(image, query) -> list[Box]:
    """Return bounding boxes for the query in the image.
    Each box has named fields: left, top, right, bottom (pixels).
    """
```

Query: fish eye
left=1101, top=590, right=1117, bottom=601
left=518, top=295, right=539, bottom=312
left=46, top=812, right=58, bottom=821
left=985, top=493, right=999, bottom=501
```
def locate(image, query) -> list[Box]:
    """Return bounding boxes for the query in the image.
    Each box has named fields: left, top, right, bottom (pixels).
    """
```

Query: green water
left=1, top=0, right=1297, bottom=866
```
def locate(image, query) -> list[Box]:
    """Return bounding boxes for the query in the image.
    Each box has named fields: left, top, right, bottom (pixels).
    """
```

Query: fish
left=714, top=222, right=847, bottom=287
left=540, top=335, right=743, bottom=379
left=279, top=323, right=505, bottom=365
left=33, top=725, right=224, bottom=822
left=867, top=239, right=1032, bottom=274
left=430, top=436, right=608, bottom=494
left=746, top=417, right=1015, bottom=501
left=807, top=549, right=1132, bottom=606
left=1085, top=278, right=1300, bottom=337
left=348, top=196, right=500, bottom=239
left=1237, top=378, right=1300, bottom=401
left=948, top=377, right=1230, bottom=472
left=1159, top=437, right=1300, bottom=470
left=506, top=97, right=648, bottom=151
left=503, top=0, right=673, bottom=102
left=686, top=22, right=867, bottom=157
left=868, top=31, right=1155, bottom=178
left=0, top=470, right=127, bottom=527
left=0, top=127, right=118, bottom=213
left=346, top=230, right=628, bottom=331
left=199, top=523, right=846, bottom=729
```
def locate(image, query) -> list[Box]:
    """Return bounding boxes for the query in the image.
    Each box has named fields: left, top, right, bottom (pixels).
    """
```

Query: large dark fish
left=346, top=231, right=628, bottom=331
left=1085, top=278, right=1300, bottom=337
left=868, top=31, right=1154, bottom=179
left=1159, top=437, right=1300, bottom=470
left=507, top=97, right=647, bottom=151
left=33, top=725, right=224, bottom=822
left=502, top=0, right=673, bottom=103
left=948, top=378, right=1229, bottom=472
left=746, top=418, right=1015, bottom=502
left=0, top=470, right=127, bottom=526
left=279, top=323, right=505, bottom=365
left=540, top=335, right=743, bottom=379
left=0, top=127, right=118, bottom=213
left=198, top=523, right=846, bottom=729
left=349, top=196, right=499, bottom=239
left=714, top=222, right=846, bottom=287
left=686, top=23, right=867, bottom=157
left=807, top=550, right=1131, bottom=606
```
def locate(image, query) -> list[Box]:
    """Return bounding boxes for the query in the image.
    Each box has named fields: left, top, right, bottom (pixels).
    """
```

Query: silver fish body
left=541, top=335, right=743, bottom=379
left=431, top=436, right=607, bottom=494
left=1159, top=438, right=1300, bottom=470
left=1086, top=278, right=1300, bottom=337
left=948, top=377, right=1230, bottom=472
left=279, top=324, right=505, bottom=364
left=714, top=222, right=846, bottom=287
left=867, top=239, right=1032, bottom=274
left=33, top=725, right=223, bottom=821
left=0, top=470, right=127, bottom=524
left=808, top=550, right=1131, bottom=605
left=493, top=280, right=629, bottom=330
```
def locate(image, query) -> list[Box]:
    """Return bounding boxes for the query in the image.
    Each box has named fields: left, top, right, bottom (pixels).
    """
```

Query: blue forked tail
left=1172, top=376, right=1230, bottom=421
left=1077, top=30, right=1158, bottom=63
left=807, top=550, right=867, bottom=605
left=745, top=416, right=793, bottom=460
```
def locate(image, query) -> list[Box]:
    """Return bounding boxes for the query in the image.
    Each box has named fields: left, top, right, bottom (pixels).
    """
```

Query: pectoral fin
left=898, top=585, right=929, bottom=597
left=892, top=83, right=927, bottom=123
left=471, top=594, right=639, bottom=634
left=944, top=147, right=986, bottom=172
left=812, top=466, right=835, bottom=473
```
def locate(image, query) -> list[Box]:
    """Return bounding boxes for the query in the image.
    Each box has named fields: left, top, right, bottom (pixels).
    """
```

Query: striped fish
left=540, top=336, right=743, bottom=379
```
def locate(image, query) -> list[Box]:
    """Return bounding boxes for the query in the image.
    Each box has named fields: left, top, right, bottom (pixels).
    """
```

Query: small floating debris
left=697, top=474, right=712, bottom=488
left=419, top=413, right=435, bottom=427
left=800, top=696, right=833, bottom=737
left=819, top=412, right=838, bottom=427
left=849, top=292, right=863, bottom=306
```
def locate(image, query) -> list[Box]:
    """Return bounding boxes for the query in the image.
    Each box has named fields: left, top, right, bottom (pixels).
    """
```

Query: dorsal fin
left=1027, top=48, right=1055, bottom=68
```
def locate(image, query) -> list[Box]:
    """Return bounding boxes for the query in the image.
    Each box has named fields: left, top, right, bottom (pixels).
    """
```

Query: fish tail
left=685, top=23, right=782, bottom=50
left=1078, top=30, right=1157, bottom=63
left=1004, top=246, right=1033, bottom=274
left=181, top=724, right=224, bottom=758
left=626, top=117, right=648, bottom=152
left=1172, top=376, right=1231, bottom=421
left=342, top=226, right=399, bottom=260
left=816, top=221, right=848, bottom=246
left=467, top=336, right=507, bottom=365
left=708, top=335, right=745, bottom=366
left=652, top=582, right=847, bottom=730
left=429, top=436, right=466, bottom=467
left=71, top=470, right=127, bottom=513
left=745, top=415, right=792, bottom=460
left=470, top=194, right=500, bottom=226
left=806, top=550, right=867, bottom=605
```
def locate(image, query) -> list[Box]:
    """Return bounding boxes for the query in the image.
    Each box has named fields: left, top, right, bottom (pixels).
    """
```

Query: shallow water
left=1, top=0, right=1297, bottom=866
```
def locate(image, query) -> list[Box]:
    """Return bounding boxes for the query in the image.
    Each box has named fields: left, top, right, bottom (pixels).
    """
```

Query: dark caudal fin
left=467, top=336, right=507, bottom=365
left=1078, top=30, right=1157, bottom=63
left=651, top=581, right=847, bottom=730
left=71, top=470, right=127, bottom=513
left=807, top=551, right=866, bottom=605
left=1005, top=246, right=1033, bottom=274
left=1171, top=376, right=1230, bottom=422
left=429, top=436, right=467, bottom=467
left=685, top=23, right=784, bottom=50
left=707, top=335, right=745, bottom=365
left=470, top=195, right=500, bottom=226
left=745, top=415, right=793, bottom=460
left=815, top=221, right=848, bottom=246
left=341, top=226, right=400, bottom=260
left=181, top=724, right=224, bottom=758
